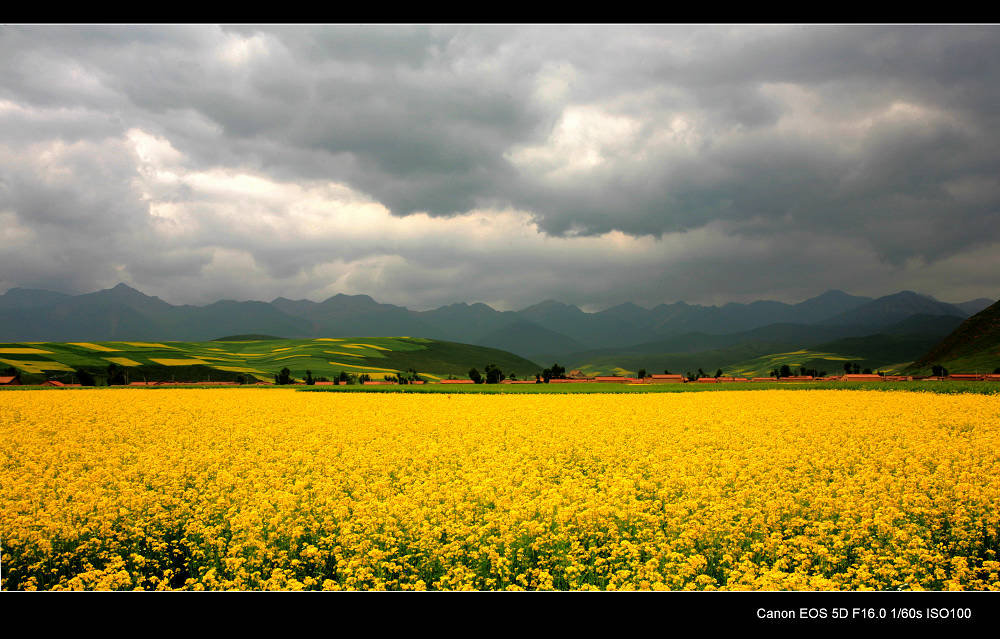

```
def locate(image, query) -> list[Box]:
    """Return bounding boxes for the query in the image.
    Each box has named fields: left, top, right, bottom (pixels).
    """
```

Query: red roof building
left=0, top=376, right=22, bottom=385
left=842, top=374, right=882, bottom=381
left=649, top=374, right=685, bottom=383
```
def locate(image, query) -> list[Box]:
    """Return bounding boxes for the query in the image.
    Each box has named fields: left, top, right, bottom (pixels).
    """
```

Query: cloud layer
left=2, top=25, right=998, bottom=309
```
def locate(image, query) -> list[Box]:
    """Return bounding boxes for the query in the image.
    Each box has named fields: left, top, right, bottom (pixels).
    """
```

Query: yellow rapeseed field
left=1, top=389, right=999, bottom=591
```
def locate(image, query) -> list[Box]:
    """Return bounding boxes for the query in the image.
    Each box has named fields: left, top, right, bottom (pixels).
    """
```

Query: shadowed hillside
left=906, top=299, right=1000, bottom=374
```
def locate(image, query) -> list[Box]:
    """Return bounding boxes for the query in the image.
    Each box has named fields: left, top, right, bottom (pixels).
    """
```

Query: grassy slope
left=570, top=342, right=791, bottom=377
left=0, top=337, right=541, bottom=383
left=906, top=299, right=1000, bottom=375
left=573, top=333, right=947, bottom=378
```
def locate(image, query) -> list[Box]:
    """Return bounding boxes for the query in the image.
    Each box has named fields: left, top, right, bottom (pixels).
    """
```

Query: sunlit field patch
left=2, top=389, right=999, bottom=591
left=120, top=342, right=178, bottom=350
left=0, top=348, right=53, bottom=355
left=67, top=343, right=119, bottom=352
left=211, top=365, right=266, bottom=374
left=149, top=358, right=209, bottom=366
left=0, top=359, right=75, bottom=373
left=103, top=357, right=142, bottom=367
left=326, top=361, right=400, bottom=373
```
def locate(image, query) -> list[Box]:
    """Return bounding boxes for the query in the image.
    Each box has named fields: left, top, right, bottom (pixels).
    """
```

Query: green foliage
left=106, top=362, right=126, bottom=386
left=468, top=368, right=483, bottom=384
left=275, top=367, right=293, bottom=385
left=483, top=363, right=505, bottom=384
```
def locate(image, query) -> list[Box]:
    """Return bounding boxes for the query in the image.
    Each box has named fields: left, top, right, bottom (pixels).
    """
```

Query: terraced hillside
left=0, top=337, right=541, bottom=384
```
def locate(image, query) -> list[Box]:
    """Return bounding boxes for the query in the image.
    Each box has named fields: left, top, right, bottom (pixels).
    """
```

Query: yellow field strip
left=103, top=357, right=142, bottom=367
left=149, top=358, right=209, bottom=366
left=0, top=348, right=53, bottom=355
left=327, top=361, right=399, bottom=372
left=67, top=343, right=119, bottom=352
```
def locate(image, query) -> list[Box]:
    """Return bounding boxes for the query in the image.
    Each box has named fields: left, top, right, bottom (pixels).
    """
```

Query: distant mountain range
left=0, top=284, right=993, bottom=367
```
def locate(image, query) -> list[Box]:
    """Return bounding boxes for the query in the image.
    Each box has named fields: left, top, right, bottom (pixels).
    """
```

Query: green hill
left=0, top=337, right=541, bottom=384
left=906, top=299, right=1000, bottom=374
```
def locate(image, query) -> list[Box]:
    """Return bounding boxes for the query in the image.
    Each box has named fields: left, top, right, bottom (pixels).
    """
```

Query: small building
left=751, top=377, right=777, bottom=382
left=696, top=377, right=717, bottom=383
left=649, top=374, right=685, bottom=383
left=0, top=376, right=22, bottom=386
left=842, top=374, right=882, bottom=381
left=593, top=376, right=629, bottom=383
left=439, top=379, right=475, bottom=384
left=779, top=376, right=814, bottom=382
left=947, top=374, right=983, bottom=381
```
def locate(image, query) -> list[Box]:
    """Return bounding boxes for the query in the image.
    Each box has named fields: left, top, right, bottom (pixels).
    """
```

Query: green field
left=297, top=380, right=1000, bottom=395
left=572, top=347, right=905, bottom=379
left=0, top=337, right=542, bottom=385
left=723, top=349, right=899, bottom=377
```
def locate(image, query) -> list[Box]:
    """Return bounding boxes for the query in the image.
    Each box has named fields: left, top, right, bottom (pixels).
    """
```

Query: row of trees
left=273, top=368, right=426, bottom=385
left=770, top=365, right=829, bottom=378
left=465, top=362, right=567, bottom=384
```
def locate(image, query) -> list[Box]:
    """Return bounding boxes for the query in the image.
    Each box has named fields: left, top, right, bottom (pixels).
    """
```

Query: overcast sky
left=1, top=25, right=998, bottom=310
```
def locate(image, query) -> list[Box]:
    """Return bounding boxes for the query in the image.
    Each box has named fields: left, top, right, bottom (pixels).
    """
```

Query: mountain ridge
left=0, top=284, right=992, bottom=364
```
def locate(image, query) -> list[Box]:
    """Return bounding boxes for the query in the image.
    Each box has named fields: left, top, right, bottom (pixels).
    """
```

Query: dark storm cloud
left=1, top=24, right=999, bottom=307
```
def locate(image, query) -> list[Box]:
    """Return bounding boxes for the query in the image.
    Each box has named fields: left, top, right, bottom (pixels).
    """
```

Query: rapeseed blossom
left=1, top=389, right=998, bottom=590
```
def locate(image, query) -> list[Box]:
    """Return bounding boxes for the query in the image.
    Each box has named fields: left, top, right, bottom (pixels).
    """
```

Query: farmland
left=3, top=389, right=999, bottom=590
left=0, top=337, right=542, bottom=384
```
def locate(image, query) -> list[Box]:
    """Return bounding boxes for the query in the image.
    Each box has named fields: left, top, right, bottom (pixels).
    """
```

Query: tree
left=663, top=369, right=670, bottom=375
left=468, top=368, right=483, bottom=384
left=637, top=368, right=647, bottom=379
left=685, top=371, right=696, bottom=382
left=484, top=363, right=504, bottom=384
left=844, top=362, right=853, bottom=374
left=275, top=367, right=293, bottom=385
left=714, top=369, right=723, bottom=379
left=862, top=368, right=872, bottom=375
left=76, top=369, right=96, bottom=386
left=106, top=362, right=126, bottom=386
left=697, top=368, right=706, bottom=379
left=779, top=365, right=791, bottom=378
left=305, top=370, right=315, bottom=385
left=993, top=367, right=1000, bottom=375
